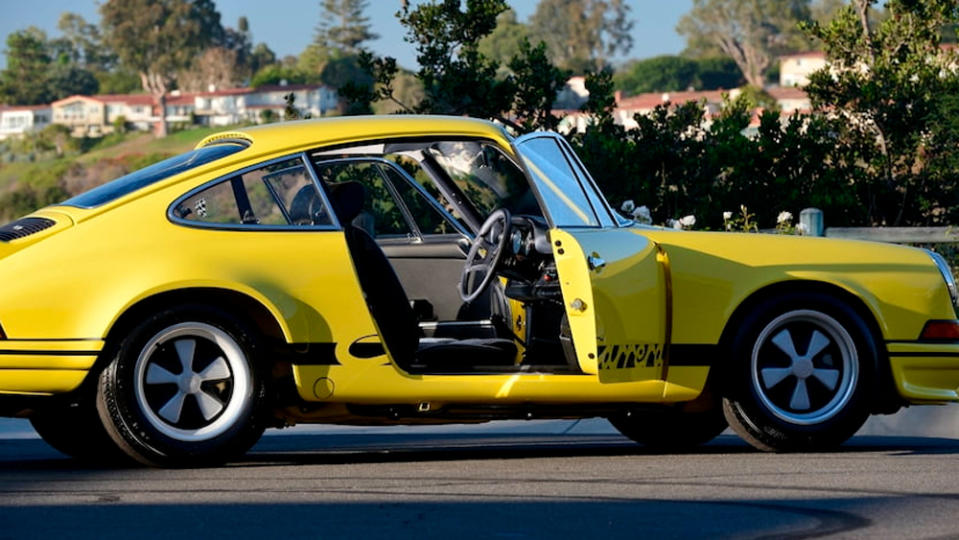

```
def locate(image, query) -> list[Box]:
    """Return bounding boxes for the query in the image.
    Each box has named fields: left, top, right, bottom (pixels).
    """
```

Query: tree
left=0, top=28, right=54, bottom=105
left=54, top=12, right=115, bottom=71
left=250, top=43, right=277, bottom=75
left=508, top=39, right=570, bottom=130
left=397, top=0, right=514, bottom=117
left=315, top=0, right=378, bottom=54
left=615, top=56, right=699, bottom=94
left=100, top=0, right=225, bottom=136
left=677, top=0, right=813, bottom=88
left=803, top=0, right=959, bottom=225
left=47, top=63, right=100, bottom=99
left=695, top=56, right=746, bottom=89
left=478, top=9, right=532, bottom=69
left=530, top=0, right=633, bottom=72
left=178, top=47, right=242, bottom=92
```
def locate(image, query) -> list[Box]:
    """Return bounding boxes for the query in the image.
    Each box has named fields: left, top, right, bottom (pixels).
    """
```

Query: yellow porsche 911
left=0, top=116, right=957, bottom=466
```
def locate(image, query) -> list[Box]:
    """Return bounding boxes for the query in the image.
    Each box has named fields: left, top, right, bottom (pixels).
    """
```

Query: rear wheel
left=96, top=306, right=268, bottom=467
left=722, top=293, right=876, bottom=452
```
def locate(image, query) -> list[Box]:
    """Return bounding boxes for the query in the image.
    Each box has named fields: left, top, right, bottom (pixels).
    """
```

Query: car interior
left=309, top=138, right=581, bottom=375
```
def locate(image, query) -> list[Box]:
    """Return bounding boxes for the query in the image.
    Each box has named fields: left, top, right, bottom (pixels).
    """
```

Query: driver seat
left=330, top=182, right=518, bottom=371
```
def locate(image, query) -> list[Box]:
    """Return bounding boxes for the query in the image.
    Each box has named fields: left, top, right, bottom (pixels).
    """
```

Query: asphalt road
left=2, top=411, right=959, bottom=540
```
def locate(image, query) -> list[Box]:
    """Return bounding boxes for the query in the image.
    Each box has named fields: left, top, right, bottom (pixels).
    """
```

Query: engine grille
left=0, top=217, right=56, bottom=242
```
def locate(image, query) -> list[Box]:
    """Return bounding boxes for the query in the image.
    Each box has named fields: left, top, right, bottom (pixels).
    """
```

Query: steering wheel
left=459, top=208, right=512, bottom=303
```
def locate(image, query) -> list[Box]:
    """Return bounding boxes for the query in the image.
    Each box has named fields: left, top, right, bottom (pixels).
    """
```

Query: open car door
left=514, top=133, right=668, bottom=383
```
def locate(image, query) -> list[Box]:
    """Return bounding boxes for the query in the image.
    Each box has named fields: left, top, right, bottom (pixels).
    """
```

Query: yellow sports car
left=1, top=116, right=957, bottom=466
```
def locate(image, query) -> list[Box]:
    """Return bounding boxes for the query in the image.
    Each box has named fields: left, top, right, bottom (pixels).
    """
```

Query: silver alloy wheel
left=750, top=310, right=858, bottom=426
left=133, top=322, right=252, bottom=442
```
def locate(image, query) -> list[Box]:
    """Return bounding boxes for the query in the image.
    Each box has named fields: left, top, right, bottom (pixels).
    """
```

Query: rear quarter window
left=61, top=143, right=246, bottom=209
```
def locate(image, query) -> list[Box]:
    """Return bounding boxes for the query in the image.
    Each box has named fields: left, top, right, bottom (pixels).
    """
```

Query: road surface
left=1, top=410, right=959, bottom=539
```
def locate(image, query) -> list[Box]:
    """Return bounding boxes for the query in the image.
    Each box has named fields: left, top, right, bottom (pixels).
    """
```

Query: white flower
left=666, top=218, right=680, bottom=229
left=723, top=211, right=733, bottom=220
left=632, top=205, right=652, bottom=224
left=777, top=211, right=793, bottom=224
left=620, top=200, right=635, bottom=213
left=796, top=222, right=808, bottom=235
left=678, top=215, right=696, bottom=229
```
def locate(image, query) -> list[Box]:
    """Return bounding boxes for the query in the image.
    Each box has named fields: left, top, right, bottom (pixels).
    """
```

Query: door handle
left=587, top=254, right=606, bottom=271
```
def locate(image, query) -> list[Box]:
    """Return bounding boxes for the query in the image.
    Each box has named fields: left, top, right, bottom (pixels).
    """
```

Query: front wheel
left=96, top=306, right=268, bottom=467
left=722, top=293, right=877, bottom=452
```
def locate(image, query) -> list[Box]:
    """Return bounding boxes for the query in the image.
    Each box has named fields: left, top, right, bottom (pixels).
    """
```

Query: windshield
left=62, top=143, right=246, bottom=208
left=514, top=134, right=609, bottom=227
left=428, top=141, right=541, bottom=219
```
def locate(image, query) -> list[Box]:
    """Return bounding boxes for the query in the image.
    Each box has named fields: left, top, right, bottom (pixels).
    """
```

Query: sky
left=0, top=0, right=692, bottom=71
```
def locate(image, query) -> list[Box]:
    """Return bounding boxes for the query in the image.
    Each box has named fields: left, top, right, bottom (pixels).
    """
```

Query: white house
left=779, top=52, right=828, bottom=87
left=193, top=84, right=339, bottom=126
left=0, top=105, right=52, bottom=140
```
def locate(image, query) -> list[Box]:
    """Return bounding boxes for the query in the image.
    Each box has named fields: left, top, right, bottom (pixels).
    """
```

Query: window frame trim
left=309, top=155, right=471, bottom=239
left=167, top=152, right=341, bottom=232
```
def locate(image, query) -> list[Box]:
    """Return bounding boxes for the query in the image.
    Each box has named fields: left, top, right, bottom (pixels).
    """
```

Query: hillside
left=0, top=125, right=238, bottom=221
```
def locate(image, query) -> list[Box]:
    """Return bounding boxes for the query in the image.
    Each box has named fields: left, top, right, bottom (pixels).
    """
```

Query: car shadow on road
left=1, top=433, right=958, bottom=471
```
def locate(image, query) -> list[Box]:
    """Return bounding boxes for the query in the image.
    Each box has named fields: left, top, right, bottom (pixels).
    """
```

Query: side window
left=175, top=180, right=240, bottom=224
left=315, top=160, right=412, bottom=238
left=173, top=156, right=333, bottom=227
left=380, top=165, right=458, bottom=235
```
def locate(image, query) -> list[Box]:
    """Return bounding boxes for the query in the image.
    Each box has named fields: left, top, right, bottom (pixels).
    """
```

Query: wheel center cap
left=178, top=373, right=202, bottom=394
left=793, top=357, right=814, bottom=379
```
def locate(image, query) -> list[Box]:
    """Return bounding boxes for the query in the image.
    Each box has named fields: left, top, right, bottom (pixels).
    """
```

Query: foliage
left=569, top=69, right=859, bottom=229
left=477, top=9, right=532, bottom=70
left=0, top=28, right=56, bottom=105
left=507, top=39, right=570, bottom=131
left=614, top=55, right=747, bottom=95
left=803, top=0, right=959, bottom=225
left=529, top=0, right=633, bottom=73
left=250, top=65, right=313, bottom=88
left=100, top=0, right=223, bottom=99
left=315, top=0, right=378, bottom=54
left=615, top=56, right=699, bottom=94
left=398, top=0, right=513, bottom=117
left=677, top=0, right=815, bottom=87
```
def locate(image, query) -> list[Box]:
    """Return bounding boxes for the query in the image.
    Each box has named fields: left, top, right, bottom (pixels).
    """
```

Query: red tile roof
left=780, top=51, right=827, bottom=60
left=0, top=104, right=50, bottom=111
left=767, top=87, right=809, bottom=100
left=617, top=89, right=728, bottom=110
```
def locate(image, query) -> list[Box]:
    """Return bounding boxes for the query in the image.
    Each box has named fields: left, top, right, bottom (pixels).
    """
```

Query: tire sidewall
left=724, top=292, right=878, bottom=450
left=97, top=305, right=267, bottom=466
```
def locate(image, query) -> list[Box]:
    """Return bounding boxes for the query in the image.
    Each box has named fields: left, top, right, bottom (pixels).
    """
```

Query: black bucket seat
left=329, top=182, right=517, bottom=372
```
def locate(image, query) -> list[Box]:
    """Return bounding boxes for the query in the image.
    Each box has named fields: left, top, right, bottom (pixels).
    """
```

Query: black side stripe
left=888, top=352, right=959, bottom=358
left=0, top=350, right=99, bottom=356
left=668, top=344, right=717, bottom=366
left=285, top=343, right=339, bottom=365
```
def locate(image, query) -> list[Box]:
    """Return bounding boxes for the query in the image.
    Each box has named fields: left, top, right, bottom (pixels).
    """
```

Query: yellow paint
left=0, top=115, right=956, bottom=419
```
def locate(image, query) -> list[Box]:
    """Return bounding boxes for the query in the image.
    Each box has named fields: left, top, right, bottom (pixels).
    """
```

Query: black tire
left=722, top=292, right=877, bottom=452
left=95, top=305, right=269, bottom=467
left=30, top=398, right=129, bottom=463
left=609, top=403, right=728, bottom=450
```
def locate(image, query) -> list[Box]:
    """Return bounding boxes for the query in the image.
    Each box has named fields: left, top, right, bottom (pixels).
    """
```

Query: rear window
left=61, top=143, right=246, bottom=209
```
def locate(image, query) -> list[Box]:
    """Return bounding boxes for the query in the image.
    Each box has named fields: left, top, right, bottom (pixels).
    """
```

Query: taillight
left=919, top=320, right=959, bottom=340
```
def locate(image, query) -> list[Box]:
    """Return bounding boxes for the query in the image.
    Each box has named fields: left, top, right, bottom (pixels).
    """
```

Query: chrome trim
left=927, top=249, right=959, bottom=313
left=513, top=132, right=605, bottom=229
left=310, top=156, right=471, bottom=238
left=301, top=152, right=342, bottom=230
left=167, top=153, right=341, bottom=232
left=418, top=320, right=494, bottom=329
left=557, top=136, right=620, bottom=227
